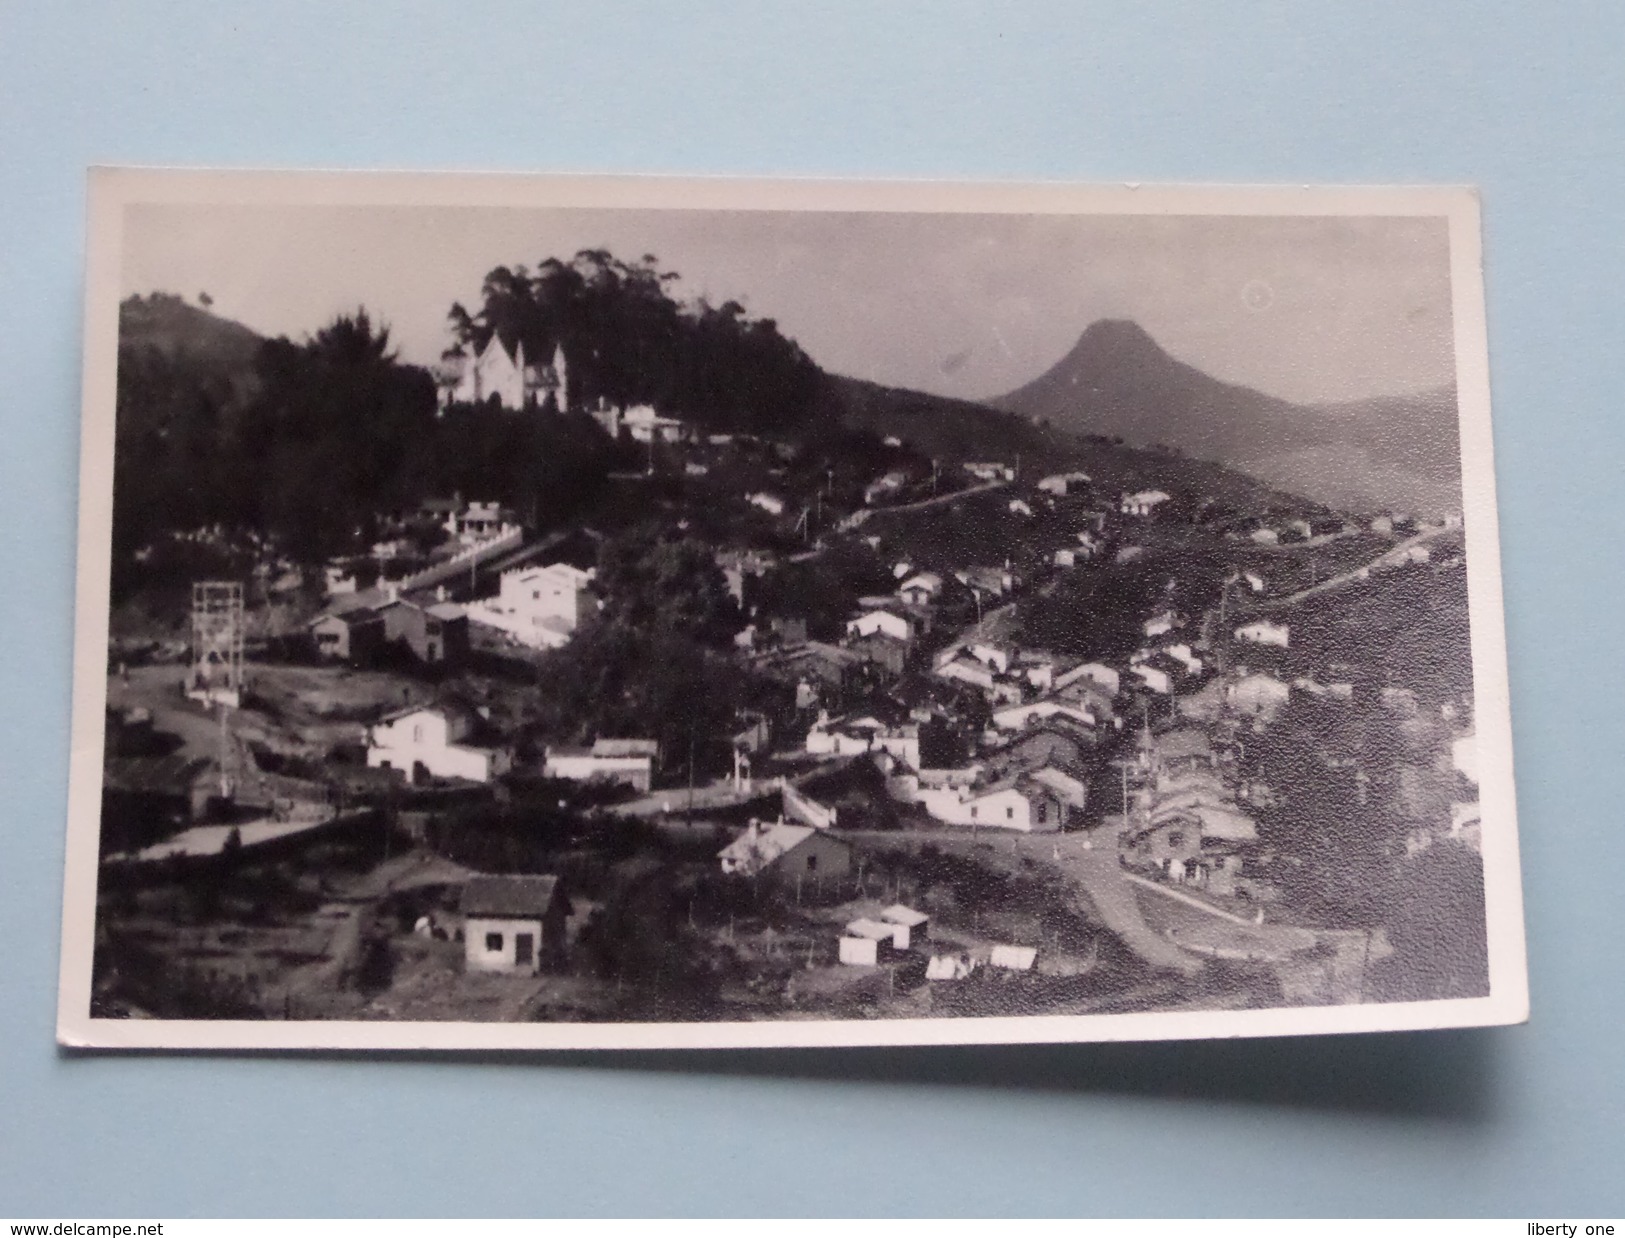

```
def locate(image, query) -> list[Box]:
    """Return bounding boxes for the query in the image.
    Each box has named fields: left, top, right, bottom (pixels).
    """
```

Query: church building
left=436, top=336, right=569, bottom=413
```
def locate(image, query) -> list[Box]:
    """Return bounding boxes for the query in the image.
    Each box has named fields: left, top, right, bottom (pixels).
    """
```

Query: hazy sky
left=122, top=203, right=1456, bottom=406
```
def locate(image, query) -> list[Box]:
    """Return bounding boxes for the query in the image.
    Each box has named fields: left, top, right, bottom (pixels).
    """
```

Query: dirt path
left=1244, top=525, right=1456, bottom=615
left=1048, top=838, right=1205, bottom=975
left=843, top=826, right=1205, bottom=976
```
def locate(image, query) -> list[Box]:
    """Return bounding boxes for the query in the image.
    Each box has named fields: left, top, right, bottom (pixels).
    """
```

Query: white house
left=1143, top=610, right=1179, bottom=638
left=964, top=461, right=1015, bottom=482
left=839, top=919, right=898, bottom=966
left=1055, top=661, right=1121, bottom=697
left=460, top=874, right=572, bottom=975
left=466, top=562, right=594, bottom=650
left=367, top=703, right=508, bottom=784
left=1053, top=548, right=1077, bottom=568
left=747, top=492, right=787, bottom=517
left=1121, top=489, right=1171, bottom=517
left=879, top=904, right=930, bottom=951
left=805, top=713, right=921, bottom=770
left=544, top=738, right=658, bottom=793
left=453, top=500, right=509, bottom=541
left=937, top=655, right=997, bottom=692
left=1008, top=498, right=1034, bottom=517
left=957, top=566, right=1014, bottom=597
left=897, top=572, right=943, bottom=607
left=1162, top=642, right=1204, bottom=675
left=1131, top=663, right=1174, bottom=694
left=992, top=700, right=1096, bottom=732
left=865, top=471, right=908, bottom=505
left=1235, top=620, right=1290, bottom=648
left=846, top=609, right=914, bottom=643
left=989, top=944, right=1038, bottom=972
left=805, top=713, right=884, bottom=758
left=1028, top=765, right=1088, bottom=810
left=1250, top=527, right=1280, bottom=546
left=621, top=404, right=686, bottom=443
left=925, top=953, right=977, bottom=980
left=717, top=820, right=854, bottom=879
left=968, top=642, right=1015, bottom=674
left=1227, top=672, right=1291, bottom=719
left=1020, top=655, right=1061, bottom=692
left=1036, top=471, right=1090, bottom=496
left=916, top=777, right=1065, bottom=832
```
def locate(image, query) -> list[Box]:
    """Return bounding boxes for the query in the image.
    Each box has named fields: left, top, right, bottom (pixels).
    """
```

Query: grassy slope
left=825, top=373, right=1316, bottom=515
left=119, top=293, right=265, bottom=371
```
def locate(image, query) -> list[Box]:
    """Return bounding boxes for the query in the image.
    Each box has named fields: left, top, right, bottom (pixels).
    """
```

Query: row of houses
left=1119, top=726, right=1265, bottom=896
left=310, top=593, right=470, bottom=667
left=363, top=695, right=659, bottom=792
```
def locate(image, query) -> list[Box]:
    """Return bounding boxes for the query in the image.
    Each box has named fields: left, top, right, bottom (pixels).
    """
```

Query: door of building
left=514, top=933, right=535, bottom=968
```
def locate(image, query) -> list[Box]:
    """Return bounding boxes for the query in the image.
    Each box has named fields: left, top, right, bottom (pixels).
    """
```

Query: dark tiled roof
left=460, top=874, right=566, bottom=919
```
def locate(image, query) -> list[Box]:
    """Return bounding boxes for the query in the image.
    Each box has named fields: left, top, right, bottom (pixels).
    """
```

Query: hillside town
left=90, top=278, right=1488, bottom=1025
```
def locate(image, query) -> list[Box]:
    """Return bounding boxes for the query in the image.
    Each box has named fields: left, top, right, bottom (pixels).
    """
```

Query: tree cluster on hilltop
left=444, top=250, right=825, bottom=435
left=112, top=250, right=831, bottom=599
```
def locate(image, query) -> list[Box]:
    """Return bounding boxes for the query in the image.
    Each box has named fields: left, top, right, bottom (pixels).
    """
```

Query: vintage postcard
left=58, top=170, right=1527, bottom=1050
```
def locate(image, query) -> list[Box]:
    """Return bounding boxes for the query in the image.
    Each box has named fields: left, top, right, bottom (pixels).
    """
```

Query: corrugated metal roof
left=591, top=738, right=658, bottom=758
left=880, top=904, right=929, bottom=927
left=844, top=919, right=896, bottom=941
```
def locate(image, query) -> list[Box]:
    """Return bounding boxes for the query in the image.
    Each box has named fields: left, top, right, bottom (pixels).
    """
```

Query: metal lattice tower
left=186, top=580, right=245, bottom=708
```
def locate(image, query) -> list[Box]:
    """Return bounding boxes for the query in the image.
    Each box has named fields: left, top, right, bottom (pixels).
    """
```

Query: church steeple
left=550, top=341, right=569, bottom=413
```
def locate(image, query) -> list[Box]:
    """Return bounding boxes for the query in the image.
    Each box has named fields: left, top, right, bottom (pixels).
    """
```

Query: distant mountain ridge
left=991, top=319, right=1461, bottom=515
left=823, top=373, right=1315, bottom=516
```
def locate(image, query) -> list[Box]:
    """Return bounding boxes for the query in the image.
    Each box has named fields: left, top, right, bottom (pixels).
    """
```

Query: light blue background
left=2, top=1, right=1620, bottom=1218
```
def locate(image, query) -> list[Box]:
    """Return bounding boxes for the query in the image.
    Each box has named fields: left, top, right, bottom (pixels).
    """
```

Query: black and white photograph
left=57, top=172, right=1526, bottom=1050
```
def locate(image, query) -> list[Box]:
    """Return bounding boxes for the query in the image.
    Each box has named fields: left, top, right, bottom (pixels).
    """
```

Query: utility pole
left=687, top=728, right=696, bottom=821
left=217, top=698, right=232, bottom=800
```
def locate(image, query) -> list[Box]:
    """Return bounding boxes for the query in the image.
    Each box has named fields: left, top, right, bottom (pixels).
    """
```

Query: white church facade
left=437, top=336, right=570, bottom=413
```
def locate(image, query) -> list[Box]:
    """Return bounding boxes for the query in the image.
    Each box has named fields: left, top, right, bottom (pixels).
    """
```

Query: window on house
left=806, top=855, right=818, bottom=872
left=1006, top=806, right=1014, bottom=820
left=1168, top=831, right=1185, bottom=848
left=412, top=724, right=423, bottom=742
left=485, top=932, right=503, bottom=952
left=970, top=806, right=978, bottom=819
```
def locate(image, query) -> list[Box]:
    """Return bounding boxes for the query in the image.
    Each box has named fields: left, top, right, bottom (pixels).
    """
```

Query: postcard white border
left=57, top=170, right=1528, bottom=1051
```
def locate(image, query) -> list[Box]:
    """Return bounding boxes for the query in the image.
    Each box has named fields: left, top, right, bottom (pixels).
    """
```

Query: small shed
left=879, top=904, right=930, bottom=951
left=459, top=874, right=572, bottom=975
left=925, top=953, right=976, bottom=981
left=989, top=944, right=1039, bottom=972
left=308, top=607, right=385, bottom=664
left=839, top=919, right=898, bottom=966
